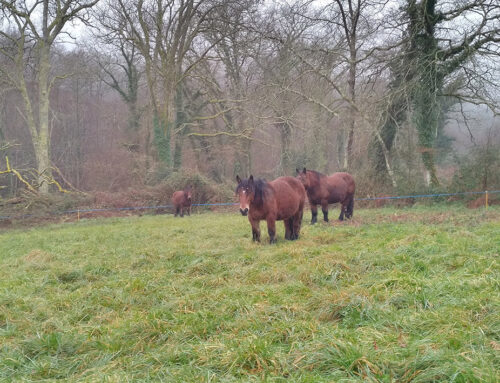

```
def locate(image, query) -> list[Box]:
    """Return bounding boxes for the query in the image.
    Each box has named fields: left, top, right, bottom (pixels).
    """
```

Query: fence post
left=485, top=191, right=488, bottom=210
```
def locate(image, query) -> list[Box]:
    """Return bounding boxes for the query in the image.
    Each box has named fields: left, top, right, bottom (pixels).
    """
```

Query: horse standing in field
left=296, top=168, right=355, bottom=224
left=172, top=186, right=193, bottom=217
left=236, top=175, right=306, bottom=243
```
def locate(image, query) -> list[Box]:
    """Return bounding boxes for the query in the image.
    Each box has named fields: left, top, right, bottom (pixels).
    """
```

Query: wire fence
left=1, top=190, right=498, bottom=221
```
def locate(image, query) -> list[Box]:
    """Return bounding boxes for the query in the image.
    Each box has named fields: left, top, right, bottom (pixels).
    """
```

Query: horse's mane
left=307, top=169, right=325, bottom=177
left=307, top=169, right=326, bottom=185
left=252, top=179, right=269, bottom=206
left=236, top=177, right=270, bottom=207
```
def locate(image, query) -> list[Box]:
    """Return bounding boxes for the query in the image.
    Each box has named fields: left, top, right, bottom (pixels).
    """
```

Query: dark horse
left=236, top=175, right=306, bottom=243
left=296, top=168, right=355, bottom=224
left=172, top=186, right=193, bottom=217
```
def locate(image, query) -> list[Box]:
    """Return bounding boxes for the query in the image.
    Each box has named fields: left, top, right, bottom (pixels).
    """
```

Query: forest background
left=1, top=0, right=499, bottom=209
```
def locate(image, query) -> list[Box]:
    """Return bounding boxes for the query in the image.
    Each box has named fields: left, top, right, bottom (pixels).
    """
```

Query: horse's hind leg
left=284, top=218, right=293, bottom=240
left=346, top=197, right=354, bottom=219
left=321, top=201, right=329, bottom=222
left=175, top=206, right=179, bottom=217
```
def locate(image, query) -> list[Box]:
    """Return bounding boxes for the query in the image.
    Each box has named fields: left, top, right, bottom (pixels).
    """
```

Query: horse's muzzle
left=240, top=208, right=248, bottom=216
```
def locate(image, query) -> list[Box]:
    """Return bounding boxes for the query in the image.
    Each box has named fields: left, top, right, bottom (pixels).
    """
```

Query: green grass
left=0, top=205, right=498, bottom=382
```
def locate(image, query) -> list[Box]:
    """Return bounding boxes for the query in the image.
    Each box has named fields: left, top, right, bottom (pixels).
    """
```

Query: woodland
left=1, top=0, right=499, bottom=204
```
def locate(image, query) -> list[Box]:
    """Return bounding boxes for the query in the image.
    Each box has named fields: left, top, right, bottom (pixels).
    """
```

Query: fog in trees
left=1, top=0, right=499, bottom=199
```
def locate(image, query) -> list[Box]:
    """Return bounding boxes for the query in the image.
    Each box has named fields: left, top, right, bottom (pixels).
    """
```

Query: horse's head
left=235, top=175, right=255, bottom=216
left=184, top=185, right=193, bottom=201
left=296, top=168, right=310, bottom=189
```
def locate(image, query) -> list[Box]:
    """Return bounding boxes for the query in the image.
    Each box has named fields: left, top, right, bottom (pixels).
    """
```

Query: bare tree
left=0, top=0, right=98, bottom=193
left=328, top=0, right=386, bottom=170
left=202, top=0, right=260, bottom=175
left=92, top=11, right=142, bottom=136
left=256, top=2, right=315, bottom=174
left=111, top=0, right=225, bottom=170
left=261, top=0, right=390, bottom=173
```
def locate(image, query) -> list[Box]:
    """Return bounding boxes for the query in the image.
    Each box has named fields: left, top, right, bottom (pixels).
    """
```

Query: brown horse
left=296, top=168, right=355, bottom=224
left=172, top=186, right=193, bottom=217
left=236, top=175, right=306, bottom=243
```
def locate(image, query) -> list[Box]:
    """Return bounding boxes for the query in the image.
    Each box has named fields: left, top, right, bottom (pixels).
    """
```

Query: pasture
left=0, top=205, right=498, bottom=382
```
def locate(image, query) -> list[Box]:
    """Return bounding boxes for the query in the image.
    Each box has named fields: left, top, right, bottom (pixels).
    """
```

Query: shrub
left=451, top=142, right=500, bottom=192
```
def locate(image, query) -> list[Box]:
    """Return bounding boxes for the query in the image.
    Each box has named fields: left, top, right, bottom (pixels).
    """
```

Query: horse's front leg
left=266, top=216, right=277, bottom=244
left=187, top=205, right=191, bottom=216
left=180, top=206, right=184, bottom=217
left=311, top=204, right=318, bottom=224
left=249, top=218, right=261, bottom=242
left=321, top=201, right=329, bottom=222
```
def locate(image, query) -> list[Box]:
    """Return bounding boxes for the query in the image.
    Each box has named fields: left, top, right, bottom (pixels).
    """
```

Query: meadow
left=0, top=205, right=498, bottom=382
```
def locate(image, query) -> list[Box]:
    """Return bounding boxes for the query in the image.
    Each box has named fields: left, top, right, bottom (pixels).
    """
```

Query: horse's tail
left=347, top=195, right=354, bottom=218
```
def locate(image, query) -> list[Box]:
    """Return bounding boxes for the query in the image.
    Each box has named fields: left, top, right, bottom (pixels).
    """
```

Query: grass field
left=0, top=205, right=498, bottom=382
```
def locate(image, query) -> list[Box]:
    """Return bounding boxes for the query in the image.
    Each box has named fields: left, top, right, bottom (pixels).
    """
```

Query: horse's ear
left=296, top=168, right=300, bottom=174
left=303, top=167, right=307, bottom=174
left=249, top=175, right=254, bottom=184
left=236, top=175, right=241, bottom=184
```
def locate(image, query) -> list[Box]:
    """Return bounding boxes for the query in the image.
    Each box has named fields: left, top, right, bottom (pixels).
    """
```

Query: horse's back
left=324, top=172, right=355, bottom=203
left=269, top=177, right=306, bottom=218
left=172, top=191, right=184, bottom=205
left=331, top=172, right=355, bottom=194
left=271, top=176, right=306, bottom=199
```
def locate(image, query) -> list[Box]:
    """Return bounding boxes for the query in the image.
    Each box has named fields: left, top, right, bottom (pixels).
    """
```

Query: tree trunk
left=144, top=57, right=173, bottom=168
left=408, top=0, right=441, bottom=187
left=128, top=101, right=140, bottom=133
left=344, top=40, right=357, bottom=170
left=153, top=111, right=172, bottom=167
left=36, top=42, right=51, bottom=194
left=173, top=84, right=185, bottom=170
left=421, top=150, right=439, bottom=187
left=235, top=136, right=252, bottom=176
left=414, top=57, right=440, bottom=187
left=278, top=122, right=291, bottom=175
left=244, top=137, right=252, bottom=175
left=128, top=64, right=140, bottom=133
left=374, top=129, right=398, bottom=188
